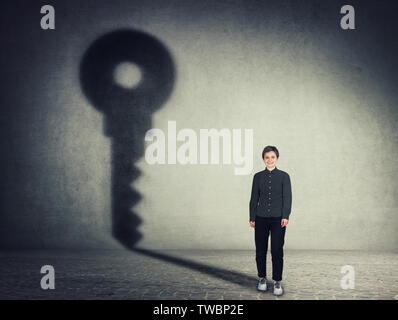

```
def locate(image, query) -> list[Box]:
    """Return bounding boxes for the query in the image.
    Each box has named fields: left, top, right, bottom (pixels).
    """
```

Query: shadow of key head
left=79, top=29, right=175, bottom=249
left=80, top=29, right=175, bottom=139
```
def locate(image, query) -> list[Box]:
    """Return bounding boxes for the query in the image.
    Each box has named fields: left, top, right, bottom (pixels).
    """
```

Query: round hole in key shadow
left=113, top=61, right=142, bottom=89
left=79, top=29, right=175, bottom=249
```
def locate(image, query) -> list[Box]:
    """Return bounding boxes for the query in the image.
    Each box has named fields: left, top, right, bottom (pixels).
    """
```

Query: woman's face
left=263, top=151, right=278, bottom=168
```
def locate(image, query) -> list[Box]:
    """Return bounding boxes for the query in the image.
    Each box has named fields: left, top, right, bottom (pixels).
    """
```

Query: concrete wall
left=1, top=0, right=397, bottom=250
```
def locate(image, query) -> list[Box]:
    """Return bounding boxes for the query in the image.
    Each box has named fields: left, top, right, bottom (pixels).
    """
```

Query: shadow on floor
left=132, top=247, right=259, bottom=289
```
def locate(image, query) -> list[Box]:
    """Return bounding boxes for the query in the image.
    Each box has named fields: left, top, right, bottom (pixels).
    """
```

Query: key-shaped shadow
left=80, top=29, right=258, bottom=289
left=80, top=29, right=175, bottom=248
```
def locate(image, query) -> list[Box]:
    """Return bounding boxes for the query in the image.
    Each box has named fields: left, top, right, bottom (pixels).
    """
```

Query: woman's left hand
left=281, top=219, right=289, bottom=228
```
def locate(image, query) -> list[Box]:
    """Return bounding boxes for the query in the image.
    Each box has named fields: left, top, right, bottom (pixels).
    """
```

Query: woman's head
left=262, top=146, right=279, bottom=168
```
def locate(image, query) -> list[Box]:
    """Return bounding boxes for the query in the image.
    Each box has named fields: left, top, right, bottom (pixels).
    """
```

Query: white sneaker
left=273, top=281, right=283, bottom=296
left=257, top=277, right=267, bottom=291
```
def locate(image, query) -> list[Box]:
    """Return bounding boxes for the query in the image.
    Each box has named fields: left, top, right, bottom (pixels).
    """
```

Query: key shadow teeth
left=79, top=29, right=175, bottom=249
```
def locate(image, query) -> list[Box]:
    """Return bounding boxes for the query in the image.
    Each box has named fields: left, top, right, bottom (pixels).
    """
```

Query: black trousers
left=254, top=216, right=286, bottom=281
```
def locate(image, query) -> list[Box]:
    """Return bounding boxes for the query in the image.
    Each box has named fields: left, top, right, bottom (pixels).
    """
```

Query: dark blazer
left=249, top=167, right=292, bottom=221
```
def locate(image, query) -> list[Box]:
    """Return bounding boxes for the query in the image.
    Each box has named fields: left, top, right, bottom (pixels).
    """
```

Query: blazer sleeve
left=282, top=173, right=292, bottom=219
left=249, top=174, right=260, bottom=222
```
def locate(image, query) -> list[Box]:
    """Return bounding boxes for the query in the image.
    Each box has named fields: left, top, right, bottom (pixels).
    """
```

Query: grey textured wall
left=1, top=0, right=397, bottom=250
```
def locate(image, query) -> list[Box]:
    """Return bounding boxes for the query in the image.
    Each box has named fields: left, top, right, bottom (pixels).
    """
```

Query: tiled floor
left=0, top=249, right=397, bottom=300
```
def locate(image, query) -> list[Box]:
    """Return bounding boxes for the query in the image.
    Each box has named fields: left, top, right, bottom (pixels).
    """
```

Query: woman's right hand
left=249, top=221, right=255, bottom=228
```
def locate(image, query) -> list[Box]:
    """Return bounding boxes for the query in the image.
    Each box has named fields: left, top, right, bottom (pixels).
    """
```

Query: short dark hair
left=262, top=146, right=279, bottom=159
